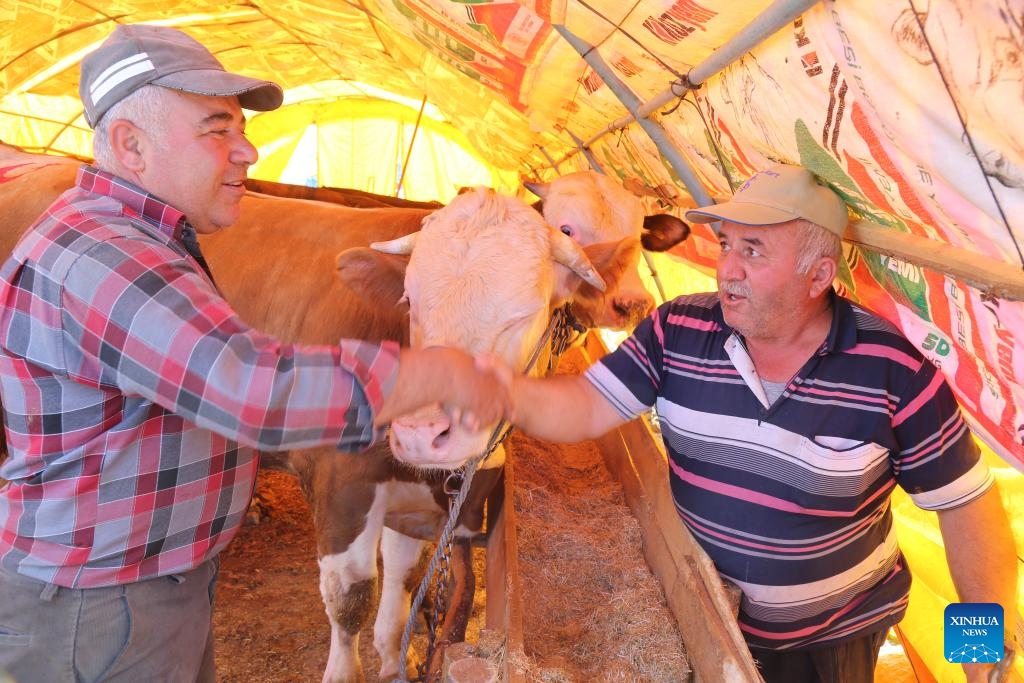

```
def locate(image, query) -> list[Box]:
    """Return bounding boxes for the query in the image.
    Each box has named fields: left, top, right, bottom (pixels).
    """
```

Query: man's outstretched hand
left=376, top=347, right=513, bottom=430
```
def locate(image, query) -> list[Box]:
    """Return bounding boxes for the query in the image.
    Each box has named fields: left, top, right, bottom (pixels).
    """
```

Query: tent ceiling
left=1, top=0, right=780, bottom=173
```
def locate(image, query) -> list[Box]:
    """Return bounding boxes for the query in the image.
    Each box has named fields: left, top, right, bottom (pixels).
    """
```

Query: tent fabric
left=244, top=95, right=517, bottom=197
left=1, top=3, right=1022, bottom=680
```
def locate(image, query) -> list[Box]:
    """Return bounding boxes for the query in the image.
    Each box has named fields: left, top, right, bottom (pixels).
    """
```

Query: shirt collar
left=76, top=165, right=187, bottom=239
left=822, top=290, right=859, bottom=353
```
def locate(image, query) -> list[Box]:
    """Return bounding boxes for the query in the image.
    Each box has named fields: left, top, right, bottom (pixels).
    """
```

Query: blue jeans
left=750, top=629, right=889, bottom=683
left=0, top=558, right=218, bottom=683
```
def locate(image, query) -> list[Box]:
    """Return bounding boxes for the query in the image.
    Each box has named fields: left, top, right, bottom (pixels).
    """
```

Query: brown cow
left=244, top=177, right=445, bottom=210
left=0, top=143, right=689, bottom=681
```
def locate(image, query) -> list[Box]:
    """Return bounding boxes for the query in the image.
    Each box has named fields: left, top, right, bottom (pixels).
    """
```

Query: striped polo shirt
left=586, top=292, right=990, bottom=650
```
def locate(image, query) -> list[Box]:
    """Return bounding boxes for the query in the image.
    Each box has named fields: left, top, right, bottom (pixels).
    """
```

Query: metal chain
left=415, top=472, right=461, bottom=682
left=393, top=308, right=577, bottom=682
left=549, top=303, right=585, bottom=363
left=397, top=426, right=509, bottom=683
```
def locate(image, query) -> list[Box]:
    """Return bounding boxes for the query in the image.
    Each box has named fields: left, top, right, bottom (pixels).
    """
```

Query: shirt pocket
left=801, top=435, right=888, bottom=465
left=795, top=436, right=892, bottom=507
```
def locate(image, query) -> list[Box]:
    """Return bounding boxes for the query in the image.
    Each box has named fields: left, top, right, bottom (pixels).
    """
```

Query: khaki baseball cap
left=685, top=164, right=849, bottom=237
left=80, top=24, right=284, bottom=128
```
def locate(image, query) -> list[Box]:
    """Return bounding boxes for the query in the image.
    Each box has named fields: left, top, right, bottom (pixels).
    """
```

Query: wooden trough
left=471, top=333, right=763, bottom=683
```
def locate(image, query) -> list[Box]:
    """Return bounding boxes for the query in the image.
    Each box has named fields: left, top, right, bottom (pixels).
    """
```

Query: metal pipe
left=577, top=0, right=822, bottom=149
left=396, top=95, right=428, bottom=197
left=539, top=146, right=560, bottom=173
left=555, top=25, right=714, bottom=207
left=567, top=129, right=602, bottom=172
left=636, top=0, right=821, bottom=120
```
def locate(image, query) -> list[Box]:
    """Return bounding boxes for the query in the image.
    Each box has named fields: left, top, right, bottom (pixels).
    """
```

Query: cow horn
left=524, top=179, right=550, bottom=199
left=550, top=230, right=606, bottom=292
left=371, top=232, right=419, bottom=254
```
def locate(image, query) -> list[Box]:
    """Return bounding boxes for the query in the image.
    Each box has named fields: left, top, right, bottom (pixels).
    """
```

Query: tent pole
left=567, top=130, right=601, bottom=172
left=396, top=95, right=428, bottom=197
left=315, top=122, right=321, bottom=187
left=638, top=0, right=821, bottom=118
left=554, top=25, right=713, bottom=208
left=565, top=0, right=822, bottom=152
left=538, top=146, right=560, bottom=173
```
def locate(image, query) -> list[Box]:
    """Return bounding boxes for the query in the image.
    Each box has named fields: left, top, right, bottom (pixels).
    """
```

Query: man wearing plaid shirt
left=0, top=25, right=508, bottom=683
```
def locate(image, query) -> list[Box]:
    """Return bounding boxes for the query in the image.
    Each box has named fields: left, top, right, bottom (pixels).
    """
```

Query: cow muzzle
left=388, top=405, right=495, bottom=470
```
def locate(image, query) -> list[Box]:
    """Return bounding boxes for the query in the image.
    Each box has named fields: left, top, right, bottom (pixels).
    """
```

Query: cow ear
left=641, top=214, right=690, bottom=252
left=336, top=247, right=408, bottom=309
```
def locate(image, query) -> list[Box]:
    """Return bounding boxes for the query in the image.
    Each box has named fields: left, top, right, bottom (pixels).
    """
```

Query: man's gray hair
left=91, top=85, right=171, bottom=171
left=794, top=218, right=842, bottom=274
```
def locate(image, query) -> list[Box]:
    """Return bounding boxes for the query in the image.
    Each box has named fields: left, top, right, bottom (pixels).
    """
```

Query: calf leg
left=375, top=527, right=428, bottom=680
left=316, top=485, right=388, bottom=683
left=292, top=448, right=394, bottom=683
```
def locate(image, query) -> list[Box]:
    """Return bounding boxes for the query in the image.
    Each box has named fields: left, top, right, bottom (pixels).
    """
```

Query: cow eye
left=560, top=225, right=573, bottom=237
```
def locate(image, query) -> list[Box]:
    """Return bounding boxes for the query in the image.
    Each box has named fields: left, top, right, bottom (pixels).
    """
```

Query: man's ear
left=808, top=256, right=838, bottom=297
left=108, top=119, right=146, bottom=172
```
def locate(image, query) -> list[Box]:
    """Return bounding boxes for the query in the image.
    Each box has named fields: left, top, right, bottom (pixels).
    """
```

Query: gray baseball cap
left=80, top=24, right=284, bottom=128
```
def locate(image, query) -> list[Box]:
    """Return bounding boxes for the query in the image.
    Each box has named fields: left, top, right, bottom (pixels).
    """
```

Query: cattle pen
left=481, top=333, right=759, bottom=683
left=4, top=3, right=1024, bottom=683
left=210, top=332, right=758, bottom=683
left=210, top=330, right=937, bottom=683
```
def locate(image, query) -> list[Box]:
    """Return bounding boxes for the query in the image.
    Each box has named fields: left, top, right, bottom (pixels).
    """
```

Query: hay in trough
left=507, top=352, right=691, bottom=682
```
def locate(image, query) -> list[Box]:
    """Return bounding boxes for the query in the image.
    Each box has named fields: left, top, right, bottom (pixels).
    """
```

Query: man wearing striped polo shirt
left=504, top=164, right=1016, bottom=682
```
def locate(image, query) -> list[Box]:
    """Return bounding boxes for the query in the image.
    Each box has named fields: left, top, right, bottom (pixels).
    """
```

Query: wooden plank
left=845, top=219, right=1024, bottom=300
left=595, top=420, right=763, bottom=682
left=485, top=452, right=527, bottom=683
left=579, top=335, right=764, bottom=682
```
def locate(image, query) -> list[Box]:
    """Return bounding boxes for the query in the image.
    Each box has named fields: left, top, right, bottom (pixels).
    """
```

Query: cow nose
left=614, top=296, right=654, bottom=328
left=391, top=416, right=451, bottom=451
left=388, top=406, right=494, bottom=469
left=388, top=408, right=459, bottom=466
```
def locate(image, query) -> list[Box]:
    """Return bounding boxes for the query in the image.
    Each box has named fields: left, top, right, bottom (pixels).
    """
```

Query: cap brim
left=153, top=69, right=283, bottom=111
left=684, top=201, right=797, bottom=227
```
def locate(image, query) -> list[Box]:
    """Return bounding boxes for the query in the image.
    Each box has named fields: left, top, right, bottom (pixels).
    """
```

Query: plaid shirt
left=0, top=166, right=399, bottom=587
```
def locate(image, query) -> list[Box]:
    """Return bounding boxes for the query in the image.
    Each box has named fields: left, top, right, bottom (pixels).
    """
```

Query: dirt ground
left=212, top=438, right=917, bottom=683
left=211, top=434, right=691, bottom=683
left=214, top=467, right=458, bottom=683
left=212, top=469, right=338, bottom=682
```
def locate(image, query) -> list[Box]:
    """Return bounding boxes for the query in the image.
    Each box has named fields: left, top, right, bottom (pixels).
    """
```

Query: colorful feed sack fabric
left=554, top=1, right=1023, bottom=472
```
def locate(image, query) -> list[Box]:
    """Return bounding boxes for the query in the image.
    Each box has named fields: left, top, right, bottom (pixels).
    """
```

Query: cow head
left=525, top=171, right=690, bottom=330
left=339, top=187, right=605, bottom=469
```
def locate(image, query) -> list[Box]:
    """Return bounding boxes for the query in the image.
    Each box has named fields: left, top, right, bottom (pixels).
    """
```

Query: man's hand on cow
left=439, top=350, right=513, bottom=431
left=473, top=354, right=518, bottom=422
left=377, top=347, right=512, bottom=430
